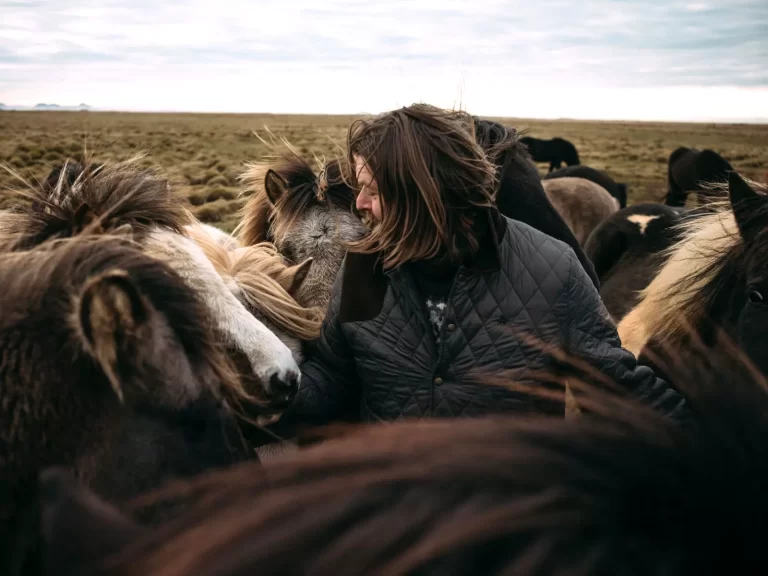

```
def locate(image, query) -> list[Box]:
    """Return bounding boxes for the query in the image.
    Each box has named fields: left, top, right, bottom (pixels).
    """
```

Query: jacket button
left=446, top=323, right=456, bottom=332
left=434, top=376, right=444, bottom=385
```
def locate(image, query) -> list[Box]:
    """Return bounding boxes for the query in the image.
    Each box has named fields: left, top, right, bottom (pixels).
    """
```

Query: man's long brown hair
left=345, top=104, right=498, bottom=269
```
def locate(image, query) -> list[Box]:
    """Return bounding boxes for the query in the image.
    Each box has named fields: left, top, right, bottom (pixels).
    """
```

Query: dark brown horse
left=0, top=236, right=254, bottom=576
left=37, top=335, right=768, bottom=576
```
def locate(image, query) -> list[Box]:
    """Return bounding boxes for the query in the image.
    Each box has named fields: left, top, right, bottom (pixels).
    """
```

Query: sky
left=1, top=0, right=767, bottom=122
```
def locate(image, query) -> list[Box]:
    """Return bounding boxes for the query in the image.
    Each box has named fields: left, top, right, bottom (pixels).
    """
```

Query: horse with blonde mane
left=0, top=158, right=301, bottom=421
left=618, top=172, right=768, bottom=382
left=186, top=222, right=323, bottom=363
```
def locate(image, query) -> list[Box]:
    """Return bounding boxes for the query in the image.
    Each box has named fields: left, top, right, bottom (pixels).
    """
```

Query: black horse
left=474, top=120, right=598, bottom=289
left=519, top=136, right=580, bottom=173
left=544, top=165, right=627, bottom=208
left=584, top=203, right=686, bottom=322
left=665, top=147, right=733, bottom=208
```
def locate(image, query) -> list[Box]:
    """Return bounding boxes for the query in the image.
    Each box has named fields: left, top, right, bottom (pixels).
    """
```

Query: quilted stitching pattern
left=295, top=217, right=689, bottom=424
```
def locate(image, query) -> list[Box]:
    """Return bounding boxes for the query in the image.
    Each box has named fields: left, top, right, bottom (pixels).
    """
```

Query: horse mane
left=0, top=233, right=243, bottom=404
left=235, top=151, right=357, bottom=248
left=186, top=223, right=323, bottom=341
left=0, top=157, right=190, bottom=250
left=64, top=333, right=768, bottom=576
left=618, top=180, right=768, bottom=356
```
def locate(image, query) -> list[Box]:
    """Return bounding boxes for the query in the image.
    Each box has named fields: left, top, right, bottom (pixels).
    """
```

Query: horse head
left=238, top=154, right=366, bottom=310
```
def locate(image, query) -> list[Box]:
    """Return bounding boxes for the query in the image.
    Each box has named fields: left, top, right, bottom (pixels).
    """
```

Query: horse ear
left=77, top=270, right=151, bottom=404
left=284, top=257, right=313, bottom=298
left=39, top=467, right=142, bottom=575
left=729, top=171, right=767, bottom=242
left=264, top=169, right=288, bottom=205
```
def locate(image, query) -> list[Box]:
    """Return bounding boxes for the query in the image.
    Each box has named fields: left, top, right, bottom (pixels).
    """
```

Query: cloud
left=0, top=0, right=766, bottom=120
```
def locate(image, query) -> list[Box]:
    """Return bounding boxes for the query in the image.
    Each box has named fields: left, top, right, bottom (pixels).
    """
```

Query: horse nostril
left=268, top=373, right=299, bottom=403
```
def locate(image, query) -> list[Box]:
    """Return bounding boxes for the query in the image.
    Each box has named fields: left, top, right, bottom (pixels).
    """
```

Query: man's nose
left=356, top=193, right=369, bottom=211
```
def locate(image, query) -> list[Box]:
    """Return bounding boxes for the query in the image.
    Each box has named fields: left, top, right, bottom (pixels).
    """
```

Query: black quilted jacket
left=279, top=212, right=688, bottom=427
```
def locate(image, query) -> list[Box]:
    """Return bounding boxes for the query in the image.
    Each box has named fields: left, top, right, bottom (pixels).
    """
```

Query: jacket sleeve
left=267, top=260, right=359, bottom=438
left=495, top=155, right=601, bottom=291
left=555, top=249, right=690, bottom=421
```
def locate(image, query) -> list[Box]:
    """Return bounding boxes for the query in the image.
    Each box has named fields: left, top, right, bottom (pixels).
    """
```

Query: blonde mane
left=617, top=205, right=740, bottom=356
left=187, top=223, right=323, bottom=341
left=235, top=161, right=275, bottom=246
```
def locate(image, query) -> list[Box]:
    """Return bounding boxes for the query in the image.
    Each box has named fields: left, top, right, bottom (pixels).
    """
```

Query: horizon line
left=1, top=105, right=767, bottom=126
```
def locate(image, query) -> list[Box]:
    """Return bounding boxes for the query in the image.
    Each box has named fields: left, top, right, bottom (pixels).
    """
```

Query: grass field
left=1, top=111, right=766, bottom=232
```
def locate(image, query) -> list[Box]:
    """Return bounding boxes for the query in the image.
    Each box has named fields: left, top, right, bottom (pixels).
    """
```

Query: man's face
left=354, top=155, right=382, bottom=224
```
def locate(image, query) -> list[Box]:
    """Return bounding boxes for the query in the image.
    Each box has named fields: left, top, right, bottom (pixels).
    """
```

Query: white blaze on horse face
left=354, top=155, right=382, bottom=222
left=627, top=214, right=661, bottom=235
left=144, top=230, right=300, bottom=394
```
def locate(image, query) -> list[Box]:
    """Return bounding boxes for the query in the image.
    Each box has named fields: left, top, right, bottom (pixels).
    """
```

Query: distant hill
left=1, top=103, right=93, bottom=111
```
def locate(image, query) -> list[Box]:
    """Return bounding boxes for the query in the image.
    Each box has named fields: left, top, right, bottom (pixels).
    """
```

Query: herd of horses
left=0, top=126, right=766, bottom=575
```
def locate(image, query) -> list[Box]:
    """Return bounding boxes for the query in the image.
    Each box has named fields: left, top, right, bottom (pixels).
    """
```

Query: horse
left=186, top=222, right=322, bottom=364
left=236, top=153, right=367, bottom=312
left=0, top=159, right=300, bottom=418
left=665, top=147, right=733, bottom=208
left=544, top=165, right=628, bottom=208
left=519, top=136, right=580, bottom=172
left=36, top=334, right=768, bottom=576
left=618, top=172, right=768, bottom=383
left=472, top=118, right=600, bottom=290
left=583, top=203, right=685, bottom=322
left=0, top=235, right=255, bottom=576
left=541, top=177, right=620, bottom=245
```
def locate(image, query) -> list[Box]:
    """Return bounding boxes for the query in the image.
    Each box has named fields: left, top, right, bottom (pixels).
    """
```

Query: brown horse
left=37, top=334, right=768, bottom=576
left=541, top=177, right=620, bottom=245
left=236, top=152, right=367, bottom=311
left=0, top=235, right=254, bottom=576
left=1, top=158, right=301, bottom=418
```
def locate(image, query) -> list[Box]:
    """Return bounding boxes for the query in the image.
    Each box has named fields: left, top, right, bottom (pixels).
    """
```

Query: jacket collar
left=338, top=208, right=506, bottom=323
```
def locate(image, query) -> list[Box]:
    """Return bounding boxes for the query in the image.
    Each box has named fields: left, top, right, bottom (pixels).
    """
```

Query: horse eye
left=748, top=290, right=764, bottom=305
